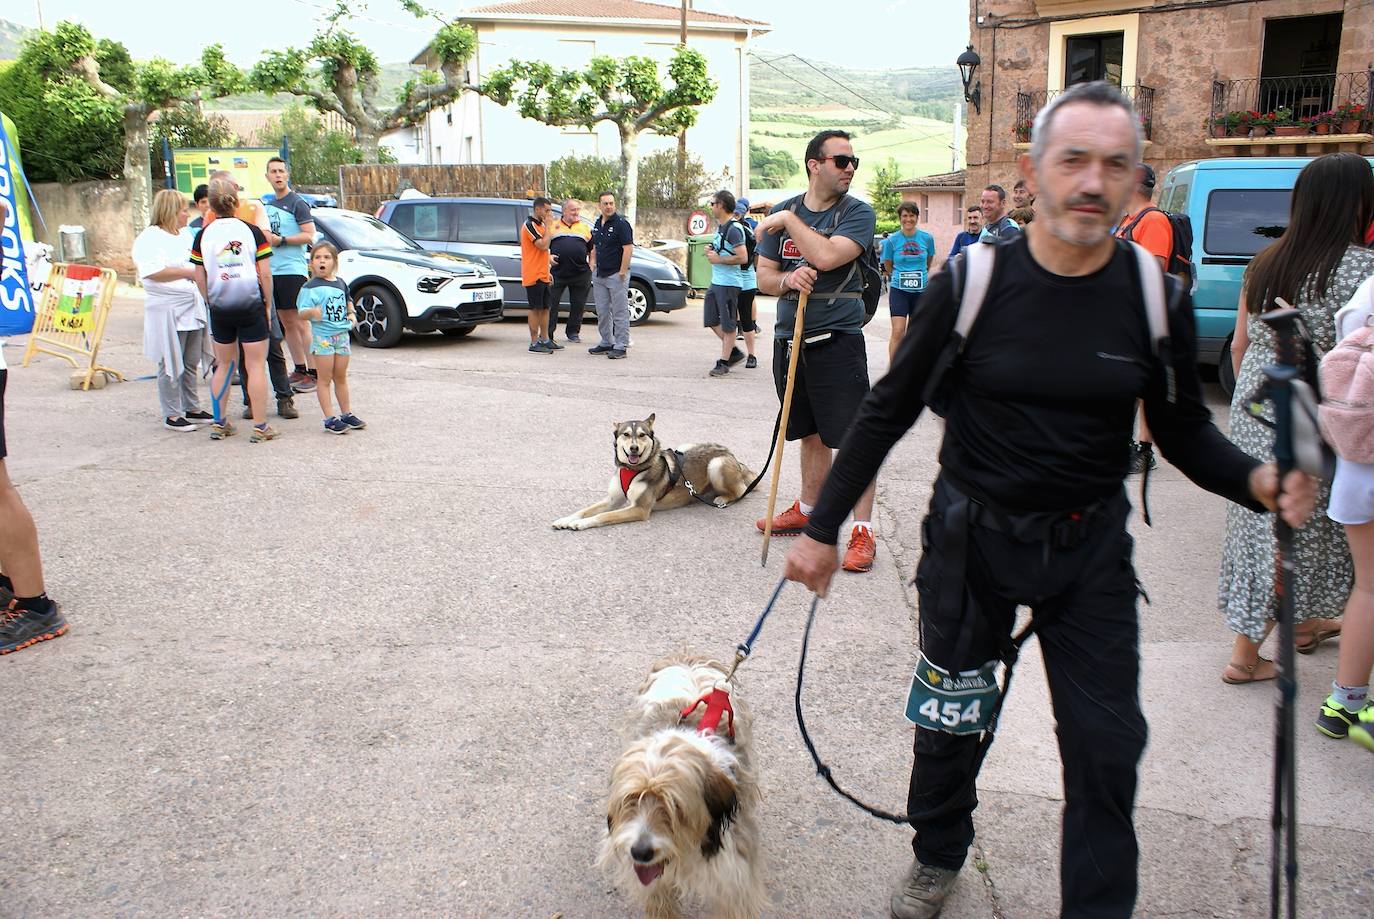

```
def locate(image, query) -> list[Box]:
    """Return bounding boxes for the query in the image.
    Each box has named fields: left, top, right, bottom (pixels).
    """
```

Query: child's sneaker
left=210, top=421, right=237, bottom=440
left=1315, top=696, right=1366, bottom=739
left=323, top=416, right=349, bottom=435
left=250, top=423, right=282, bottom=443
left=1349, top=706, right=1374, bottom=753
left=339, top=413, right=366, bottom=430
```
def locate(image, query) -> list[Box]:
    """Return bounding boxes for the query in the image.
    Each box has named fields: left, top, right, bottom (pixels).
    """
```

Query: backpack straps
left=954, top=239, right=997, bottom=347
left=802, top=195, right=863, bottom=301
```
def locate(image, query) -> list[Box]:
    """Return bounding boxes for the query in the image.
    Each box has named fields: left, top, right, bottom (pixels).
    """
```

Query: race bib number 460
left=905, top=654, right=1000, bottom=735
left=897, top=270, right=926, bottom=291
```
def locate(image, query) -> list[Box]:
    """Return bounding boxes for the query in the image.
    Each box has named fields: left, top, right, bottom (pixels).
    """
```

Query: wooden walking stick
left=761, top=290, right=810, bottom=566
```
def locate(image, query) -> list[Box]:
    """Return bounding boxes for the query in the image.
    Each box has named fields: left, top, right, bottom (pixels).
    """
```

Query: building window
left=920, top=194, right=929, bottom=221
left=1065, top=32, right=1124, bottom=86
left=952, top=197, right=962, bottom=224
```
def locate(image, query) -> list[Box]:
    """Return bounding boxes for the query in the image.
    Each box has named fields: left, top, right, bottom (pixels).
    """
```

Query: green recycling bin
left=687, top=233, right=716, bottom=291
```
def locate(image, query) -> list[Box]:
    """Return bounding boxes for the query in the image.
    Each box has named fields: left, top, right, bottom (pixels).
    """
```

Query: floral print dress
left=1217, top=245, right=1374, bottom=641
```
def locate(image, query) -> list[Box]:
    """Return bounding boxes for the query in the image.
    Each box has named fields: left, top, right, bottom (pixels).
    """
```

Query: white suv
left=310, top=207, right=503, bottom=348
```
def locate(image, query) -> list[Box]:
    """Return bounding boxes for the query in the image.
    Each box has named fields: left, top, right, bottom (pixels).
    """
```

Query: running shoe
left=210, top=421, right=237, bottom=440
left=529, top=340, right=553, bottom=353
left=1128, top=441, right=1157, bottom=476
left=588, top=344, right=613, bottom=354
left=339, top=413, right=366, bottom=430
left=547, top=338, right=565, bottom=351
left=607, top=349, right=627, bottom=360
left=290, top=371, right=317, bottom=393
left=843, top=526, right=877, bottom=573
left=164, top=416, right=195, bottom=432
left=710, top=360, right=730, bottom=377
left=0, top=599, right=68, bottom=656
left=250, top=424, right=282, bottom=443
left=1316, top=696, right=1367, bottom=739
left=1349, top=705, right=1374, bottom=753
left=756, top=500, right=811, bottom=535
left=567, top=334, right=581, bottom=344
left=185, top=410, right=213, bottom=424
left=745, top=355, right=758, bottom=369
left=277, top=398, right=299, bottom=420
left=727, top=346, right=745, bottom=366
left=323, top=416, right=349, bottom=435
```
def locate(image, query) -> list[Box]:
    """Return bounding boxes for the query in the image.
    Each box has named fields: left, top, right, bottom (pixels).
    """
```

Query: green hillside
left=748, top=56, right=963, bottom=188
left=0, top=18, right=33, bottom=60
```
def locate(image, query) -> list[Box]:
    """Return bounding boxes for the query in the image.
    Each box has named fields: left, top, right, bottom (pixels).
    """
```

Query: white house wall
left=382, top=20, right=751, bottom=196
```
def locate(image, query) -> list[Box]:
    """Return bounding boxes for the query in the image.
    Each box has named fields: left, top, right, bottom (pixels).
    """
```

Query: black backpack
left=1119, top=206, right=1193, bottom=288
left=783, top=194, right=882, bottom=326
left=725, top=218, right=758, bottom=270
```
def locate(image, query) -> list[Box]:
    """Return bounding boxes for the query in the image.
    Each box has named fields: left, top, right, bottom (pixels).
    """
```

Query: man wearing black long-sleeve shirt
left=783, top=82, right=1316, bottom=919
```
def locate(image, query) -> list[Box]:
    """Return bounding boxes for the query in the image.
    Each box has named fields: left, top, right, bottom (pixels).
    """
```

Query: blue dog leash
left=724, top=575, right=788, bottom=680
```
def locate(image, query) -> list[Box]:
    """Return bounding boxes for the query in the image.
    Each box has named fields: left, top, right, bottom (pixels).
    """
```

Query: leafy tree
left=18, top=22, right=242, bottom=236
left=249, top=1, right=475, bottom=163
left=149, top=105, right=233, bottom=182
left=480, top=47, right=717, bottom=224
left=749, top=140, right=797, bottom=189
left=261, top=104, right=388, bottom=186
left=868, top=157, right=903, bottom=222
left=636, top=149, right=720, bottom=210
left=548, top=155, right=621, bottom=204
left=0, top=57, right=123, bottom=182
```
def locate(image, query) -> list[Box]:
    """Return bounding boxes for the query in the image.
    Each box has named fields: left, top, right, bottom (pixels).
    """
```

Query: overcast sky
left=9, top=0, right=969, bottom=71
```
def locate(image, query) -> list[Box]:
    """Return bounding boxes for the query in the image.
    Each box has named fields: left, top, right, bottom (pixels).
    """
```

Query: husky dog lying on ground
left=599, top=656, right=766, bottom=919
left=552, top=414, right=754, bottom=531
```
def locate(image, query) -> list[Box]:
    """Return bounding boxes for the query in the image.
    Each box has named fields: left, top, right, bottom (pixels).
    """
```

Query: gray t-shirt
left=757, top=194, right=876, bottom=338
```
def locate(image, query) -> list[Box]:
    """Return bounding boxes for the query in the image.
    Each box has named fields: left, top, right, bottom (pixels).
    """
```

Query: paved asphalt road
left=3, top=292, right=1371, bottom=918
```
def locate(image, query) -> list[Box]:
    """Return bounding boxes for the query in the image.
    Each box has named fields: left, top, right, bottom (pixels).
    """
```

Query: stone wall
left=633, top=208, right=695, bottom=268
left=964, top=0, right=1374, bottom=198
left=31, top=180, right=136, bottom=278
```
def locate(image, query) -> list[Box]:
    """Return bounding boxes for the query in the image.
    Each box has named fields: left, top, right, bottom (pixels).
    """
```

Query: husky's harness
left=617, top=451, right=682, bottom=497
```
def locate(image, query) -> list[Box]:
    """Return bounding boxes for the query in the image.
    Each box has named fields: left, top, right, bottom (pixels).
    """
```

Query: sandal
left=1223, top=657, right=1277, bottom=684
left=1295, top=623, right=1341, bottom=655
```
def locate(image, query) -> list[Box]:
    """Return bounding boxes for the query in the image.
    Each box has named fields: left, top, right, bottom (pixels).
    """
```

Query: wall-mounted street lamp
left=957, top=45, right=982, bottom=115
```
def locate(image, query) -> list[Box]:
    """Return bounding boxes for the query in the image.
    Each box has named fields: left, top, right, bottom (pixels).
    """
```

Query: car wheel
left=628, top=280, right=653, bottom=325
left=439, top=327, right=475, bottom=338
left=1218, top=333, right=1236, bottom=396
left=353, top=285, right=405, bottom=349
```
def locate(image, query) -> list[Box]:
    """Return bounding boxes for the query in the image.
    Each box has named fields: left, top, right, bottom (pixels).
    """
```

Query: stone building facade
left=960, top=0, right=1374, bottom=195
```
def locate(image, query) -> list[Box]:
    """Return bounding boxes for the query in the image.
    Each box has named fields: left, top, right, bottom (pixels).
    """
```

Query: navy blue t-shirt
left=592, top=213, right=634, bottom=277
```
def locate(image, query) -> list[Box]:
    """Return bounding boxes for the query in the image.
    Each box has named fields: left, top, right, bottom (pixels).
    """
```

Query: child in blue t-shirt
left=878, top=202, right=936, bottom=365
left=296, top=242, right=365, bottom=435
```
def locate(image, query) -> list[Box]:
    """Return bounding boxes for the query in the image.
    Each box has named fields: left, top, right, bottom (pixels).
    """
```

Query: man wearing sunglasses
left=755, top=129, right=879, bottom=574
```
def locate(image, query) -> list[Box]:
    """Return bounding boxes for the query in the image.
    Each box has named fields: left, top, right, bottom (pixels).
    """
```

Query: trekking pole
left=761, top=290, right=810, bottom=566
left=1257, top=303, right=1303, bottom=919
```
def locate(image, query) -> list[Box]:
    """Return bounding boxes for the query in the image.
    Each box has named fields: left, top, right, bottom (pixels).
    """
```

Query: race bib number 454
left=905, top=654, right=1000, bottom=735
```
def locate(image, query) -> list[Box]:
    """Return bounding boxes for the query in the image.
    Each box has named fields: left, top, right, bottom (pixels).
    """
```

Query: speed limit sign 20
left=686, top=210, right=710, bottom=235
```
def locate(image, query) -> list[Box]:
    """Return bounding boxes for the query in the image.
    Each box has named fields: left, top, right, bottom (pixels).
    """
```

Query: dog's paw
left=552, top=517, right=579, bottom=530
left=713, top=497, right=730, bottom=509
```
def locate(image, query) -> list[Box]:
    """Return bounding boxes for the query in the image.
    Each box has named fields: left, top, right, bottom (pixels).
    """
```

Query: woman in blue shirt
left=879, top=201, right=935, bottom=365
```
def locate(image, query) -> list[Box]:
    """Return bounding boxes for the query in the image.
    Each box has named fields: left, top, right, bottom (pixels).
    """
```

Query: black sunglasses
left=816, top=154, right=860, bottom=171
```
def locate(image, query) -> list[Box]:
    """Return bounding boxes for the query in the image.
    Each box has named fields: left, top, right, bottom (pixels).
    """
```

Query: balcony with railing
left=1014, top=85, right=1155, bottom=146
left=1208, top=71, right=1372, bottom=144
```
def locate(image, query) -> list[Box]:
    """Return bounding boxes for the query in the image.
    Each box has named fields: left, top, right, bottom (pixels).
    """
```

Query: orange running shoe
left=756, top=499, right=811, bottom=535
left=843, top=526, right=876, bottom=572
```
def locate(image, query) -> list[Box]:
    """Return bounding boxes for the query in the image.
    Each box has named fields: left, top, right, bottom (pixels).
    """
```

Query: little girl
left=296, top=242, right=365, bottom=435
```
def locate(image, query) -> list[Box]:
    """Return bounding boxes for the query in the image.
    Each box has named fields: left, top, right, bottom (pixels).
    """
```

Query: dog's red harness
left=619, top=467, right=638, bottom=495
left=681, top=683, right=735, bottom=741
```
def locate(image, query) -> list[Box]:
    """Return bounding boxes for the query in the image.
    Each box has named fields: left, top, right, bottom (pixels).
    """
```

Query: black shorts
left=0, top=368, right=7, bottom=461
left=209, top=307, right=270, bottom=345
left=525, top=281, right=550, bottom=310
left=736, top=288, right=758, bottom=333
left=272, top=274, right=307, bottom=313
left=772, top=332, right=869, bottom=447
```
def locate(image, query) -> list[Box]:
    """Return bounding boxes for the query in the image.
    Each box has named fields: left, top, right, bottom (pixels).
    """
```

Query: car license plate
left=470, top=289, right=499, bottom=301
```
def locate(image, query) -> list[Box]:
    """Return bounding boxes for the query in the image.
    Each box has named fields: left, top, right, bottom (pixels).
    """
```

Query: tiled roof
left=891, top=169, right=966, bottom=190
left=460, top=0, right=768, bottom=28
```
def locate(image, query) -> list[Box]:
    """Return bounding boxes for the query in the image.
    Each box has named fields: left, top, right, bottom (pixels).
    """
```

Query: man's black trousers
left=910, top=476, right=1147, bottom=919
left=549, top=272, right=592, bottom=339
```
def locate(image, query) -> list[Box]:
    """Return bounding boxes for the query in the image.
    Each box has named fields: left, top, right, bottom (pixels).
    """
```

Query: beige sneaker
left=891, top=859, right=959, bottom=919
left=250, top=424, right=282, bottom=443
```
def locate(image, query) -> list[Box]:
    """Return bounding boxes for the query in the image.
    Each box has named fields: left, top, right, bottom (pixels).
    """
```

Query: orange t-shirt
left=204, top=200, right=270, bottom=235
left=1115, top=208, right=1172, bottom=263
left=520, top=216, right=552, bottom=286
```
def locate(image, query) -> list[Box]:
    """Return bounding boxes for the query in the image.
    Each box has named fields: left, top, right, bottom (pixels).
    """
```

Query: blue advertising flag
left=0, top=117, right=35, bottom=337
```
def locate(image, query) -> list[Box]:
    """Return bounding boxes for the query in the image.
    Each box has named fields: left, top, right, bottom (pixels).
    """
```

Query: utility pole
left=951, top=102, right=962, bottom=172
left=35, top=0, right=45, bottom=30
left=677, top=0, right=688, bottom=185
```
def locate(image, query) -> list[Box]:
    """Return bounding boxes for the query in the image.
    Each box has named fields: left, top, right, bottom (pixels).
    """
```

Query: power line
left=780, top=53, right=896, bottom=118
left=747, top=52, right=877, bottom=114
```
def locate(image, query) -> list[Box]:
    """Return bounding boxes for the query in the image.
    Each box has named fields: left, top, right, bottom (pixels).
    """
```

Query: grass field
left=751, top=109, right=958, bottom=190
